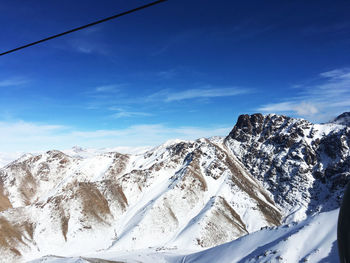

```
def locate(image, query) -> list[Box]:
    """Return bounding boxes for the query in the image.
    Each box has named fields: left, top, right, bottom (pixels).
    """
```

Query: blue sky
left=0, top=0, right=350, bottom=152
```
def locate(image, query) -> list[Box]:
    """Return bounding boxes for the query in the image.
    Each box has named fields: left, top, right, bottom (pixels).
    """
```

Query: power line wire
left=0, top=0, right=168, bottom=57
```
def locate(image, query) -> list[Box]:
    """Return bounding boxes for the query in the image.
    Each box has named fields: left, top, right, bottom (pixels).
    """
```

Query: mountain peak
left=234, top=113, right=264, bottom=131
left=227, top=113, right=293, bottom=142
left=332, top=112, right=350, bottom=126
left=72, top=146, right=86, bottom=153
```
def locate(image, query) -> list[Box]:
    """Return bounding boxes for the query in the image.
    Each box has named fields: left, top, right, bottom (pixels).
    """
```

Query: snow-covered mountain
left=0, top=152, right=26, bottom=169
left=28, top=208, right=340, bottom=263
left=0, top=112, right=349, bottom=263
left=225, top=113, right=349, bottom=221
left=332, top=112, right=350, bottom=126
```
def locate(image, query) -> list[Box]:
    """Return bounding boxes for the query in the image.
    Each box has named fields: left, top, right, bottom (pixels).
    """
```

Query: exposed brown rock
left=184, top=159, right=208, bottom=192
left=76, top=182, right=112, bottom=222
left=61, top=213, right=70, bottom=242
left=217, top=143, right=281, bottom=226
left=0, top=217, right=30, bottom=258
left=19, top=169, right=37, bottom=206
left=105, top=153, right=129, bottom=180
left=197, top=197, right=248, bottom=248
left=0, top=178, right=12, bottom=212
left=100, top=180, right=128, bottom=210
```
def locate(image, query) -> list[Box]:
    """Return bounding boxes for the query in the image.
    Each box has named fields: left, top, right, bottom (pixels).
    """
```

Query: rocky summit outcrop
left=225, top=113, right=350, bottom=220
left=0, top=112, right=349, bottom=262
left=332, top=112, right=350, bottom=126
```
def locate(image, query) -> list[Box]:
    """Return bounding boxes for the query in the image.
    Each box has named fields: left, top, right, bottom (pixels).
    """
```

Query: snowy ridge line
left=0, top=112, right=349, bottom=263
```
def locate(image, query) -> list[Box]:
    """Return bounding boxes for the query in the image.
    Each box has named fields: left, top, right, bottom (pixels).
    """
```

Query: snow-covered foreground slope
left=0, top=112, right=349, bottom=263
left=28, top=208, right=340, bottom=263
left=184, top=208, right=339, bottom=263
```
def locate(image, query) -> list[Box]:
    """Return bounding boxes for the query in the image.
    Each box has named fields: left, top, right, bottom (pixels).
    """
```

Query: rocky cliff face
left=333, top=112, right=350, bottom=126
left=0, top=113, right=349, bottom=262
left=225, top=113, right=350, bottom=220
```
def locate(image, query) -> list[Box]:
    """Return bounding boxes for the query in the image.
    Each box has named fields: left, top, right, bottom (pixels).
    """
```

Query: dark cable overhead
left=0, top=0, right=168, bottom=57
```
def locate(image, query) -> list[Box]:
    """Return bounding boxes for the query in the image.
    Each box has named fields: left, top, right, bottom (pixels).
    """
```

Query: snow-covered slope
left=0, top=138, right=281, bottom=262
left=183, top=208, right=339, bottom=263
left=28, top=208, right=340, bottom=263
left=0, top=112, right=348, bottom=263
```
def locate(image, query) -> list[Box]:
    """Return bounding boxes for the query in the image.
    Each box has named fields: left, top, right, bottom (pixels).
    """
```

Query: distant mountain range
left=0, top=112, right=349, bottom=263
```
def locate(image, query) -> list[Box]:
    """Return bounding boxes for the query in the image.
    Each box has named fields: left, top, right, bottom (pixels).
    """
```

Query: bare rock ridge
left=0, top=112, right=349, bottom=262
left=332, top=111, right=350, bottom=126
left=225, top=112, right=350, bottom=218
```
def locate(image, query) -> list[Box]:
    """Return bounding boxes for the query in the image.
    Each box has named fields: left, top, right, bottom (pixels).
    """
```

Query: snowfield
left=28, top=209, right=340, bottom=263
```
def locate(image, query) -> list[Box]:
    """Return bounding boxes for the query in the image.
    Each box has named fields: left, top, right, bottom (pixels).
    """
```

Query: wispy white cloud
left=69, top=124, right=231, bottom=146
left=65, top=34, right=110, bottom=56
left=293, top=102, right=319, bottom=116
left=82, top=84, right=137, bottom=113
left=112, top=111, right=151, bottom=118
left=149, top=86, right=251, bottom=102
left=0, top=78, right=29, bottom=87
left=0, top=121, right=68, bottom=152
left=0, top=120, right=230, bottom=153
left=257, top=68, right=350, bottom=122
left=73, top=43, right=108, bottom=56
left=94, top=84, right=121, bottom=93
left=83, top=84, right=124, bottom=102
left=259, top=101, right=319, bottom=117
left=319, top=68, right=350, bottom=79
left=109, top=107, right=152, bottom=119
left=50, top=33, right=110, bottom=56
left=76, top=45, right=94, bottom=54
